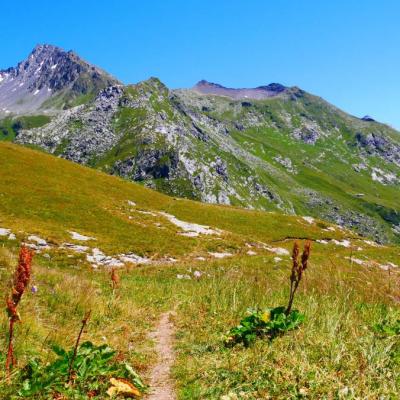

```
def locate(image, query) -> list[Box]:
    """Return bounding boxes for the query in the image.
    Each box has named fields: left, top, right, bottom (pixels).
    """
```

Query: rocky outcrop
left=113, top=149, right=180, bottom=181
left=293, top=127, right=320, bottom=144
left=16, top=85, right=124, bottom=163
left=361, top=115, right=375, bottom=122
left=355, top=132, right=400, bottom=165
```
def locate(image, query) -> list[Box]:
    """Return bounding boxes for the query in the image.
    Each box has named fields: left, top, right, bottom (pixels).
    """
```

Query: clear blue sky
left=2, top=0, right=400, bottom=129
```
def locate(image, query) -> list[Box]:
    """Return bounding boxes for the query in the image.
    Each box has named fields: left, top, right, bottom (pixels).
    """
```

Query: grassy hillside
left=0, top=143, right=399, bottom=398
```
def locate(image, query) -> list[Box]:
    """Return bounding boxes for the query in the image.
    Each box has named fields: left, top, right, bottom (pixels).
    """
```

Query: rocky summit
left=0, top=44, right=118, bottom=116
left=2, top=44, right=400, bottom=244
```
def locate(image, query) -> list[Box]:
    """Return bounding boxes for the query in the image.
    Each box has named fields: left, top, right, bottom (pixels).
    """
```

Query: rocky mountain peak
left=361, top=115, right=376, bottom=122
left=256, top=83, right=286, bottom=93
left=192, top=80, right=288, bottom=100
left=0, top=44, right=118, bottom=116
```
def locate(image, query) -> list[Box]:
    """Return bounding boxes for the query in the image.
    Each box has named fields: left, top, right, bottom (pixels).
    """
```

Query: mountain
left=0, top=44, right=118, bottom=116
left=1, top=45, right=400, bottom=244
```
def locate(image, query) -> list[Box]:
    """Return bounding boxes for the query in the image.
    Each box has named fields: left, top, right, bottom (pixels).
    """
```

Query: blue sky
left=2, top=0, right=400, bottom=128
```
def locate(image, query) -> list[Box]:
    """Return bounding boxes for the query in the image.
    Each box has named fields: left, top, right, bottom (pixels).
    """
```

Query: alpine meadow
left=1, top=3, right=400, bottom=399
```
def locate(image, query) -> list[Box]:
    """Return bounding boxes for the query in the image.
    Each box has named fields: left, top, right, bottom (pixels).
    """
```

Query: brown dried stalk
left=5, top=246, right=34, bottom=378
left=286, top=240, right=311, bottom=315
left=68, top=310, right=91, bottom=383
left=111, top=268, right=120, bottom=290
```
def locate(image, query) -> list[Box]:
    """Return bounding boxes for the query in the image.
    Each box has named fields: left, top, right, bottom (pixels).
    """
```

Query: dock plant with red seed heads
left=5, top=246, right=34, bottom=377
left=111, top=268, right=120, bottom=290
left=286, top=240, right=311, bottom=315
left=225, top=241, right=311, bottom=346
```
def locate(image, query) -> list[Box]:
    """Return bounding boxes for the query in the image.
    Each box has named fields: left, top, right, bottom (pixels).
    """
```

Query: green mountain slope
left=12, top=78, right=400, bottom=243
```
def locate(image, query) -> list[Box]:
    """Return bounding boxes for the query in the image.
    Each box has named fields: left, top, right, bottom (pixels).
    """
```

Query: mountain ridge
left=1, top=44, right=400, bottom=244
left=192, top=80, right=288, bottom=99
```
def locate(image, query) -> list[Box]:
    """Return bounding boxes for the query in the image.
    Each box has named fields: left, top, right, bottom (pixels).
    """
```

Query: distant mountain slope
left=0, top=44, right=118, bottom=116
left=2, top=45, right=400, bottom=243
left=0, top=141, right=350, bottom=262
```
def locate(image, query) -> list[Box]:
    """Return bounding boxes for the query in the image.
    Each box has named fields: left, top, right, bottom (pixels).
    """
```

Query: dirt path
left=147, top=311, right=176, bottom=400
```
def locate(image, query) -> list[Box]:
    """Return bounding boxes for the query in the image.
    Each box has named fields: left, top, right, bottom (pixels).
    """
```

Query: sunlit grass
left=0, top=142, right=399, bottom=398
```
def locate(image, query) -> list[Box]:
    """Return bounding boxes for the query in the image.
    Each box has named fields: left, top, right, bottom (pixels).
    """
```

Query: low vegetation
left=0, top=143, right=399, bottom=398
left=0, top=115, right=51, bottom=141
left=224, top=241, right=311, bottom=347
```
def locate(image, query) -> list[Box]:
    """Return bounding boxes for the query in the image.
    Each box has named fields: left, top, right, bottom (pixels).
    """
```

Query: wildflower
left=31, top=285, right=38, bottom=294
left=261, top=310, right=271, bottom=322
left=110, top=268, right=120, bottom=289
left=68, top=310, right=91, bottom=382
left=5, top=246, right=34, bottom=376
left=339, top=387, right=349, bottom=396
left=299, top=387, right=309, bottom=395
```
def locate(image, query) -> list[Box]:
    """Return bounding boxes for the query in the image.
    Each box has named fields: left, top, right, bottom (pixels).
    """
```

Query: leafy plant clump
left=17, top=341, right=146, bottom=398
left=373, top=319, right=400, bottom=336
left=224, top=306, right=305, bottom=346
left=225, top=240, right=311, bottom=346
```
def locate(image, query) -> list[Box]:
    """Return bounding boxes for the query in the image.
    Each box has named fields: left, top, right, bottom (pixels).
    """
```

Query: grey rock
left=355, top=132, right=400, bottom=165
left=213, top=157, right=228, bottom=181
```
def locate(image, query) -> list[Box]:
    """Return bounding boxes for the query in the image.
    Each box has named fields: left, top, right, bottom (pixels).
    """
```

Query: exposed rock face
left=115, top=149, right=180, bottom=181
left=212, top=157, right=228, bottom=181
left=16, top=85, right=124, bottom=163
left=292, top=126, right=320, bottom=144
left=305, top=190, right=389, bottom=243
left=355, top=132, right=400, bottom=165
left=273, top=155, right=297, bottom=174
left=0, top=44, right=118, bottom=116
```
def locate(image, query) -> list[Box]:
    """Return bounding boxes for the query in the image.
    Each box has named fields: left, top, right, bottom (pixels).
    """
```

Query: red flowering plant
left=5, top=246, right=34, bottom=377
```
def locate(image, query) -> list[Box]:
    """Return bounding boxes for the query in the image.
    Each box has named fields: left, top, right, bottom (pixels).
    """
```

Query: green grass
left=0, top=142, right=399, bottom=398
left=0, top=115, right=51, bottom=141
left=173, top=256, right=400, bottom=399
